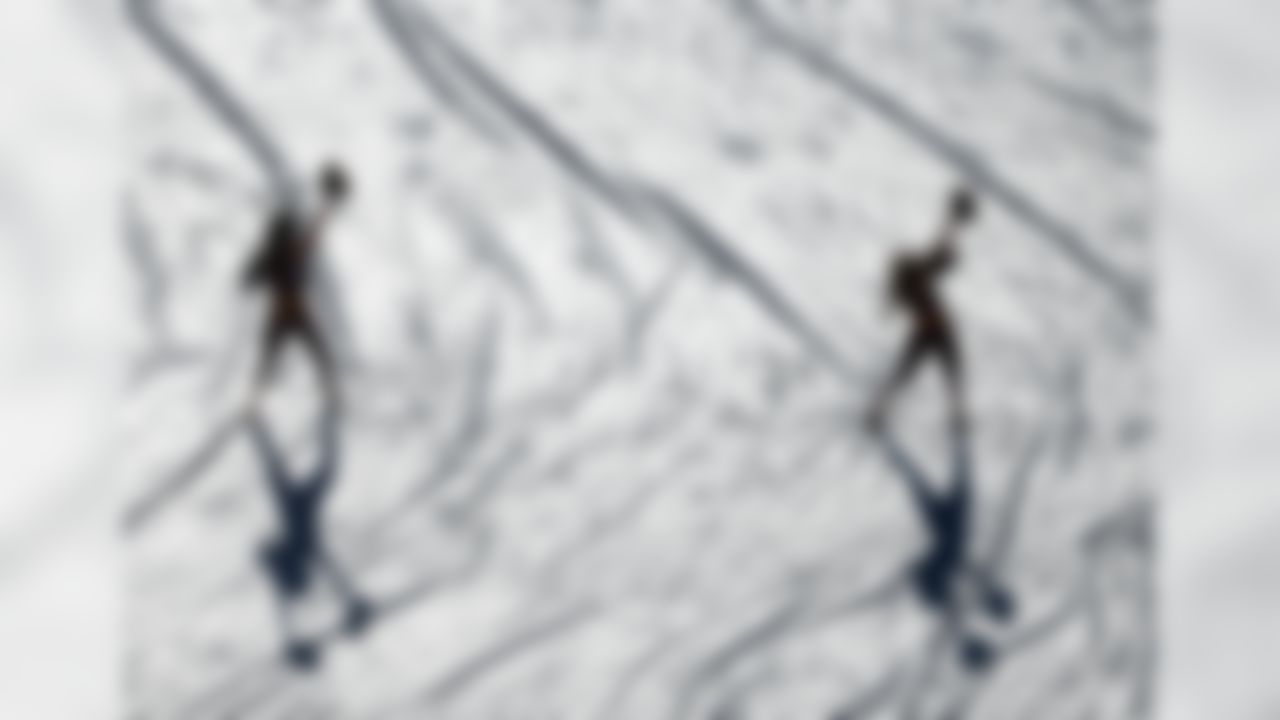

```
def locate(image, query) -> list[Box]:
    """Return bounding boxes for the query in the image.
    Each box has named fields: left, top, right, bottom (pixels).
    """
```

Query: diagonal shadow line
left=1063, top=0, right=1153, bottom=48
left=827, top=665, right=903, bottom=720
left=625, top=259, right=686, bottom=366
left=984, top=416, right=1055, bottom=572
left=730, top=0, right=1150, bottom=325
left=125, top=0, right=301, bottom=209
left=366, top=524, right=493, bottom=617
left=998, top=570, right=1090, bottom=660
left=874, top=427, right=943, bottom=521
left=1025, top=70, right=1154, bottom=143
left=369, top=0, right=511, bottom=144
left=246, top=414, right=290, bottom=483
left=1123, top=502, right=1158, bottom=720
left=149, top=149, right=269, bottom=209
left=538, top=469, right=669, bottom=589
left=180, top=665, right=285, bottom=720
left=373, top=0, right=869, bottom=392
left=122, top=193, right=217, bottom=389
left=423, top=603, right=600, bottom=705
left=597, top=631, right=680, bottom=720
left=123, top=414, right=243, bottom=532
left=441, top=195, right=549, bottom=322
left=898, top=624, right=959, bottom=720
left=599, top=591, right=803, bottom=720
left=122, top=193, right=173, bottom=345
left=410, top=310, right=499, bottom=500
left=746, top=587, right=909, bottom=719
left=675, top=570, right=908, bottom=720
left=570, top=195, right=640, bottom=308
left=673, top=591, right=811, bottom=720
left=442, top=438, right=528, bottom=522
left=375, top=0, right=643, bottom=219
left=637, top=187, right=869, bottom=389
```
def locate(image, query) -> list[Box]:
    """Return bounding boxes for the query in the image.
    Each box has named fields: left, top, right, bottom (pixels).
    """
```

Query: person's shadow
left=872, top=426, right=1017, bottom=673
left=246, top=410, right=374, bottom=670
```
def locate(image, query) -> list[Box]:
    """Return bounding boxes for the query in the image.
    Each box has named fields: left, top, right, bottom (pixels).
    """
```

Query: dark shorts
left=903, top=317, right=962, bottom=377
left=267, top=292, right=311, bottom=336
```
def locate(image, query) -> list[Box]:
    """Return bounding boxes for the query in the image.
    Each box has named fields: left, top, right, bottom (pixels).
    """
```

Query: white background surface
left=0, top=0, right=1276, bottom=717
left=1161, top=1, right=1280, bottom=718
